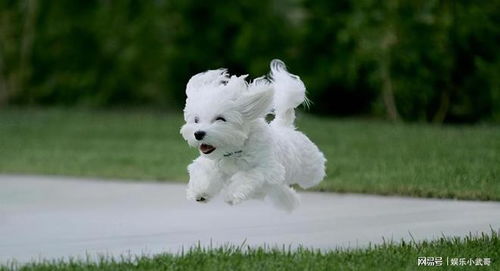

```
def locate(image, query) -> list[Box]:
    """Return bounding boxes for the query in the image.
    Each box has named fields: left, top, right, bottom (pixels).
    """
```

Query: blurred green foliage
left=0, top=0, right=498, bottom=122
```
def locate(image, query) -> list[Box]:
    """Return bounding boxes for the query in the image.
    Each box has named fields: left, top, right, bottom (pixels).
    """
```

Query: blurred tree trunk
left=433, top=0, right=455, bottom=124
left=433, top=88, right=450, bottom=123
left=0, top=11, right=10, bottom=107
left=14, top=0, right=38, bottom=102
left=380, top=53, right=400, bottom=121
left=0, top=49, right=7, bottom=106
left=379, top=24, right=400, bottom=122
left=0, top=0, right=38, bottom=107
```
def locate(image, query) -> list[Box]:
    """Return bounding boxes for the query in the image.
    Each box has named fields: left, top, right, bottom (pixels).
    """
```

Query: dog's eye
left=215, top=116, right=226, bottom=122
left=194, top=116, right=199, bottom=123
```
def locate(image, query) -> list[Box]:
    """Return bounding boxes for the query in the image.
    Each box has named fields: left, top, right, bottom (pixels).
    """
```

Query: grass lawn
left=3, top=232, right=498, bottom=271
left=0, top=107, right=499, bottom=200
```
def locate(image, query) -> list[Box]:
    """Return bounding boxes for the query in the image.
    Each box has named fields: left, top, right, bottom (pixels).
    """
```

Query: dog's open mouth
left=200, top=144, right=216, bottom=154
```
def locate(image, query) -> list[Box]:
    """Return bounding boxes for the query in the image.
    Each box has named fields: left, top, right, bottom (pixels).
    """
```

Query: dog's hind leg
left=266, top=184, right=300, bottom=212
left=224, top=170, right=266, bottom=206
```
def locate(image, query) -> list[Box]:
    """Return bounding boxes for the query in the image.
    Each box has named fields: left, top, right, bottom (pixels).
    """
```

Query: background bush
left=0, top=0, right=498, bottom=123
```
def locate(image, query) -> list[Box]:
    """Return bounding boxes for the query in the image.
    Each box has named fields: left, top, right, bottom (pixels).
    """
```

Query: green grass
left=3, top=232, right=499, bottom=271
left=0, top=108, right=499, bottom=200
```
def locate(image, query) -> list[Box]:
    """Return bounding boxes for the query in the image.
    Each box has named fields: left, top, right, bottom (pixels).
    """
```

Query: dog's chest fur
left=217, top=155, right=251, bottom=178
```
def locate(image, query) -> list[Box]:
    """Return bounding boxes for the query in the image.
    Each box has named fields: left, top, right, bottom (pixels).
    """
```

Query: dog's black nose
left=194, top=131, right=206, bottom=140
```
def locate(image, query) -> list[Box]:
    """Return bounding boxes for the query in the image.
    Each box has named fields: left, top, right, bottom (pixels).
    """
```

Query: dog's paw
left=186, top=189, right=210, bottom=203
left=224, top=192, right=246, bottom=206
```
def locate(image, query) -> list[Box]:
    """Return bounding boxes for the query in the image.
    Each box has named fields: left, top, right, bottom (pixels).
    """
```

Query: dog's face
left=180, top=69, right=273, bottom=160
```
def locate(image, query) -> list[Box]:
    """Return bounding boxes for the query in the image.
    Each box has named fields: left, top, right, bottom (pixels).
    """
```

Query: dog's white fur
left=180, top=60, right=326, bottom=211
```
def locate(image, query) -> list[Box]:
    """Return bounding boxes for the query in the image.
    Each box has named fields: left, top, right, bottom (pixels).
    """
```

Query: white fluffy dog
left=180, top=60, right=326, bottom=211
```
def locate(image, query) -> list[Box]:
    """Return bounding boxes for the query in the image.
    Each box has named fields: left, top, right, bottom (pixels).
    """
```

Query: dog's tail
left=269, top=59, right=308, bottom=127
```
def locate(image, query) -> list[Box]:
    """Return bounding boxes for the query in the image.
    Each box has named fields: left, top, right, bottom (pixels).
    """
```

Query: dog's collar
left=223, top=150, right=243, bottom=157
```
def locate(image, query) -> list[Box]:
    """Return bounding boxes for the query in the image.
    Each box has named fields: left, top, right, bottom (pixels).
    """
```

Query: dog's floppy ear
left=235, top=87, right=274, bottom=120
left=186, top=69, right=228, bottom=97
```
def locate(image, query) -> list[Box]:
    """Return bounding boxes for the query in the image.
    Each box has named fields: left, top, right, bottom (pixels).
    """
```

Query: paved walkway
left=1, top=175, right=499, bottom=264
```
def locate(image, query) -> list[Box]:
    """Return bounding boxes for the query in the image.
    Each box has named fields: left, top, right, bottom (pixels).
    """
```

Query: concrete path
left=1, top=175, right=499, bottom=264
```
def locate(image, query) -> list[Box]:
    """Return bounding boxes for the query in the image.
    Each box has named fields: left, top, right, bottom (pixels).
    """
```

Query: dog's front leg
left=186, top=157, right=224, bottom=203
